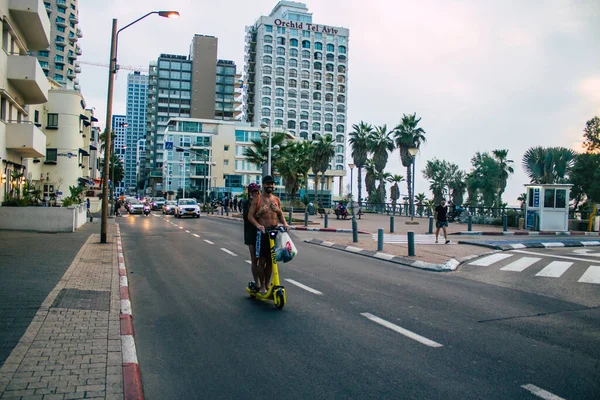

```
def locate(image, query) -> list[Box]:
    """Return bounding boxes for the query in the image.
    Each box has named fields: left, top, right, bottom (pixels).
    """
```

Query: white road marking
left=179, top=226, right=183, bottom=229
left=469, top=253, right=513, bottom=266
left=535, top=261, right=573, bottom=278
left=120, top=300, right=132, bottom=315
left=541, top=242, right=564, bottom=248
left=578, top=266, right=600, bottom=284
left=500, top=257, right=541, bottom=272
left=119, top=276, right=128, bottom=287
left=193, top=234, right=200, bottom=238
left=185, top=230, right=190, bottom=233
left=221, top=248, right=237, bottom=256
left=285, top=279, right=323, bottom=295
left=360, top=313, right=443, bottom=348
left=345, top=246, right=363, bottom=253
left=521, top=384, right=565, bottom=400
left=572, top=248, right=600, bottom=257
left=204, top=239, right=214, bottom=245
left=510, top=243, right=527, bottom=249
left=581, top=240, right=600, bottom=246
left=245, top=260, right=252, bottom=264
left=121, top=335, right=138, bottom=364
left=512, top=249, right=600, bottom=263
left=374, top=252, right=395, bottom=261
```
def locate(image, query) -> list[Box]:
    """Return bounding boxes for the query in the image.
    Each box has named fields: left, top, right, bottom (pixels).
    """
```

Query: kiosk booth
left=524, top=184, right=572, bottom=231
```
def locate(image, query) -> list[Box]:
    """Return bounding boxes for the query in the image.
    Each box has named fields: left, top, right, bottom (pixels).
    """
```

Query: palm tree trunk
left=357, top=167, right=363, bottom=208
left=406, top=165, right=412, bottom=208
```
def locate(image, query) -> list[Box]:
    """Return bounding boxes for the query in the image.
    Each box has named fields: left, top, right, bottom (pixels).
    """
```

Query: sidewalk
left=0, top=222, right=126, bottom=400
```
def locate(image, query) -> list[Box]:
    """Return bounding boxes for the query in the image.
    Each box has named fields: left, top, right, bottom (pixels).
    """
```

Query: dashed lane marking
left=193, top=234, right=200, bottom=238
left=185, top=230, right=190, bottom=233
left=284, top=279, right=323, bottom=295
left=360, top=313, right=443, bottom=348
left=204, top=240, right=214, bottom=245
left=521, top=384, right=565, bottom=400
left=221, top=248, right=237, bottom=256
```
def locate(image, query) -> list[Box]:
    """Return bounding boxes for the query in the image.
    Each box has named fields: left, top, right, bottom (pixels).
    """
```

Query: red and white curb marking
left=116, top=224, right=144, bottom=400
left=205, top=214, right=370, bottom=233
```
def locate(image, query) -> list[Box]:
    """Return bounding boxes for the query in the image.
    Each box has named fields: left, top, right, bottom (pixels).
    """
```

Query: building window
left=314, top=62, right=322, bottom=70
left=288, top=120, right=296, bottom=129
left=264, top=45, right=272, bottom=54
left=224, top=145, right=230, bottom=151
left=47, top=113, right=59, bottom=128
left=302, top=40, right=310, bottom=49
left=325, top=124, right=333, bottom=132
left=275, top=88, right=284, bottom=97
left=336, top=124, right=345, bottom=133
left=290, top=48, right=298, bottom=57
left=276, top=57, right=285, bottom=66
left=302, top=31, right=310, bottom=38
left=313, top=92, right=321, bottom=100
left=277, top=37, right=285, bottom=45
left=339, top=46, right=347, bottom=54
left=265, top=25, right=273, bottom=32
left=277, top=47, right=285, bottom=56
left=34, top=110, right=40, bottom=124
left=277, top=26, right=285, bottom=34
left=327, top=44, right=334, bottom=52
left=264, top=35, right=273, bottom=43
left=290, top=38, right=298, bottom=47
left=46, top=148, right=58, bottom=162
left=38, top=50, right=49, bottom=57
left=56, top=35, right=65, bottom=42
left=263, top=66, right=272, bottom=75
left=314, top=52, right=322, bottom=60
left=263, top=56, right=272, bottom=64
left=224, top=160, right=229, bottom=166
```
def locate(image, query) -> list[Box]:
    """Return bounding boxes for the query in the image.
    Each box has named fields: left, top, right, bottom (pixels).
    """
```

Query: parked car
left=128, top=200, right=144, bottom=214
left=162, top=200, right=177, bottom=215
left=175, top=198, right=200, bottom=218
left=151, top=197, right=166, bottom=211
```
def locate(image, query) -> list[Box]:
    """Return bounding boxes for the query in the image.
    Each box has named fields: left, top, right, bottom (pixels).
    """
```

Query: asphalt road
left=120, top=212, right=600, bottom=400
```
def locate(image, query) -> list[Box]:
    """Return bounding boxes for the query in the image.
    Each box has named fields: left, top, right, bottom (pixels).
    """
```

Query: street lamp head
left=260, top=122, right=268, bottom=130
left=408, top=147, right=419, bottom=157
left=273, top=144, right=280, bottom=151
left=210, top=162, right=217, bottom=167
left=260, top=132, right=268, bottom=140
left=158, top=11, right=180, bottom=19
left=348, top=163, right=355, bottom=170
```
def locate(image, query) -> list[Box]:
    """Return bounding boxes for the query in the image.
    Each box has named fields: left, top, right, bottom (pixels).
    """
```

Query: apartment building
left=35, top=0, right=82, bottom=89
left=124, top=72, right=147, bottom=194
left=112, top=114, right=127, bottom=195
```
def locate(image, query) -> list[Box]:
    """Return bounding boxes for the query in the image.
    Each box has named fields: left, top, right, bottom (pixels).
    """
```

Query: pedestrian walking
left=86, top=198, right=91, bottom=219
left=233, top=196, right=239, bottom=213
left=434, top=199, right=450, bottom=244
left=115, top=199, right=121, bottom=217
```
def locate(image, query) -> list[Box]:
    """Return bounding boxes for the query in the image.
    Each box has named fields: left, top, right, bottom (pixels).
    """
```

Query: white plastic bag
left=276, top=231, right=298, bottom=263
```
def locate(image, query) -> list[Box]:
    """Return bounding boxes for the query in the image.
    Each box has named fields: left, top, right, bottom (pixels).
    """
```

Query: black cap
left=262, top=175, right=275, bottom=184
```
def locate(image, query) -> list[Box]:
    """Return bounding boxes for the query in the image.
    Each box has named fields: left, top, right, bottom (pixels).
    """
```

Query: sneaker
left=445, top=240, right=450, bottom=244
left=435, top=240, right=438, bottom=243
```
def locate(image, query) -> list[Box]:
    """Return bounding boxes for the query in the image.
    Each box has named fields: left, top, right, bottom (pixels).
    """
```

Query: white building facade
left=243, top=1, right=349, bottom=197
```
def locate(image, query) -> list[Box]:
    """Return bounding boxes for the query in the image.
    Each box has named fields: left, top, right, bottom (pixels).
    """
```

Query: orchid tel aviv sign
left=274, top=18, right=339, bottom=35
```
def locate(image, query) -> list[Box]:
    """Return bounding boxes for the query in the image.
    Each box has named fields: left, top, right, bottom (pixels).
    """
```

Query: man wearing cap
left=243, top=183, right=261, bottom=291
left=248, top=175, right=290, bottom=294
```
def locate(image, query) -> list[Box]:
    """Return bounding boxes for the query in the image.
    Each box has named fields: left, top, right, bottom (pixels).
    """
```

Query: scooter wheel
left=274, top=289, right=285, bottom=310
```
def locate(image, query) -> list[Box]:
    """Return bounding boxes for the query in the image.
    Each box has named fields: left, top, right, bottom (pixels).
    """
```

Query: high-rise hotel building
left=243, top=1, right=349, bottom=175
left=124, top=72, right=148, bottom=193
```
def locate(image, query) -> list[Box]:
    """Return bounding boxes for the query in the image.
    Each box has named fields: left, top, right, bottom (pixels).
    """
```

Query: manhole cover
left=51, top=289, right=110, bottom=311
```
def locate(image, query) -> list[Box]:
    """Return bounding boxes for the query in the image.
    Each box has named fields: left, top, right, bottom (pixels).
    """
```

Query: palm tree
left=275, top=142, right=308, bottom=203
left=415, top=192, right=427, bottom=216
left=368, top=125, right=395, bottom=174
left=492, top=149, right=514, bottom=207
left=394, top=113, right=426, bottom=208
left=243, top=131, right=290, bottom=175
left=390, top=174, right=405, bottom=215
left=109, top=155, right=125, bottom=187
left=423, top=199, right=435, bottom=216
left=363, top=158, right=377, bottom=199
left=522, top=146, right=576, bottom=184
left=374, top=171, right=393, bottom=207
left=311, top=134, right=335, bottom=207
left=448, top=168, right=467, bottom=206
left=517, top=192, right=527, bottom=209
left=348, top=121, right=373, bottom=206
left=423, top=158, right=449, bottom=205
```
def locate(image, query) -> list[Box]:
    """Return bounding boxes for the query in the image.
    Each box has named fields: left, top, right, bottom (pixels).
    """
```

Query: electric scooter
left=143, top=204, right=151, bottom=216
left=246, top=227, right=287, bottom=310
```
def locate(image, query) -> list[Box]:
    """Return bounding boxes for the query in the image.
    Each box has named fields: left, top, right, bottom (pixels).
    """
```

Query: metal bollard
left=288, top=209, right=293, bottom=225
left=428, top=216, right=434, bottom=234
left=324, top=213, right=329, bottom=228
left=226, top=208, right=229, bottom=216
left=304, top=211, right=309, bottom=227
left=503, top=214, right=508, bottom=231
left=468, top=215, right=472, bottom=231
left=377, top=228, right=384, bottom=251
left=390, top=216, right=394, bottom=233
left=408, top=231, right=415, bottom=256
left=352, top=218, right=358, bottom=243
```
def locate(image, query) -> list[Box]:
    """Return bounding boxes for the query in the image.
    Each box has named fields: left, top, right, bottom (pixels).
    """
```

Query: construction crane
left=78, top=60, right=148, bottom=73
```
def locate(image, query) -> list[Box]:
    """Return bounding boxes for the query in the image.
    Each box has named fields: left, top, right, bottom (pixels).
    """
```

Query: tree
left=368, top=125, right=395, bottom=174
left=492, top=149, right=514, bottom=207
left=311, top=133, right=335, bottom=206
left=243, top=131, right=290, bottom=175
left=275, top=142, right=309, bottom=203
left=522, top=146, right=576, bottom=184
left=422, top=158, right=450, bottom=205
left=348, top=121, right=373, bottom=206
left=390, top=174, right=405, bottom=214
left=374, top=171, right=392, bottom=205
left=415, top=192, right=426, bottom=216
left=394, top=113, right=426, bottom=210
left=570, top=153, right=600, bottom=206
left=583, top=116, right=600, bottom=153
left=109, top=155, right=125, bottom=187
left=448, top=166, right=467, bottom=206
left=517, top=192, right=527, bottom=209
left=470, top=152, right=502, bottom=207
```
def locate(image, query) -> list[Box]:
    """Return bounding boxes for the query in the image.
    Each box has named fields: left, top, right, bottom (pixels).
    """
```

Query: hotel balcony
left=149, top=68, right=157, bottom=77
left=76, top=27, right=83, bottom=38
left=7, top=55, right=49, bottom=104
left=69, top=14, right=78, bottom=23
left=8, top=0, right=51, bottom=50
left=6, top=121, right=46, bottom=158
left=68, top=33, right=77, bottom=43
left=75, top=45, right=82, bottom=55
left=74, top=65, right=81, bottom=73
left=55, top=19, right=67, bottom=27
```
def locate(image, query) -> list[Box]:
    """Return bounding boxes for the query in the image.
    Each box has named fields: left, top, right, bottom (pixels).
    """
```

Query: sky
left=77, top=0, right=600, bottom=206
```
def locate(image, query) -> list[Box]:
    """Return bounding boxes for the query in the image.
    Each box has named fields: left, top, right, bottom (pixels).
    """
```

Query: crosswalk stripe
left=500, top=257, right=541, bottom=272
left=469, top=253, right=513, bottom=266
left=535, top=261, right=573, bottom=277
left=578, top=266, right=600, bottom=284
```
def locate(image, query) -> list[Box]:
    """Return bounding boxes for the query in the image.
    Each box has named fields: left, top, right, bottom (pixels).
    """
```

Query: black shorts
left=256, top=226, right=277, bottom=259
left=436, top=221, right=448, bottom=229
left=244, top=226, right=257, bottom=246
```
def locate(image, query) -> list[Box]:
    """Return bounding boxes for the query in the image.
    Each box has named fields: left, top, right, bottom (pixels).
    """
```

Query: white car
left=128, top=200, right=144, bottom=214
left=175, top=198, right=200, bottom=218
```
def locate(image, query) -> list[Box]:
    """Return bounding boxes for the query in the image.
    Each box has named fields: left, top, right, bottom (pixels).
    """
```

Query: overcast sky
left=77, top=0, right=600, bottom=205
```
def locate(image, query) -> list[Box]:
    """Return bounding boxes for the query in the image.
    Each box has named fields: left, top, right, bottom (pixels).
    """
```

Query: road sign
left=56, top=191, right=63, bottom=195
left=164, top=142, right=173, bottom=150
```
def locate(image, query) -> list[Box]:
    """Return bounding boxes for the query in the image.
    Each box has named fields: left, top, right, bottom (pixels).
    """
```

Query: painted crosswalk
left=468, top=252, right=600, bottom=284
left=372, top=234, right=454, bottom=245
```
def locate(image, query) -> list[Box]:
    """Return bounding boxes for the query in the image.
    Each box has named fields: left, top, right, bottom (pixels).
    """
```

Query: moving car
left=162, top=200, right=177, bottom=215
left=128, top=200, right=144, bottom=215
left=151, top=197, right=166, bottom=211
left=175, top=198, right=200, bottom=218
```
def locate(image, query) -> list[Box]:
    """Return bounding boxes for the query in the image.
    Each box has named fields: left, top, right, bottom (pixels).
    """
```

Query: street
left=117, top=213, right=600, bottom=399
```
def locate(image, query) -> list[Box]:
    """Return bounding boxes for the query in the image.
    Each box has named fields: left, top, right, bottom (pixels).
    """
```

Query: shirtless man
left=248, top=175, right=290, bottom=294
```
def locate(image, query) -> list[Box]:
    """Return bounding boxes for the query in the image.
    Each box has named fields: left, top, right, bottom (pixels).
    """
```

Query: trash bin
left=308, top=203, right=315, bottom=216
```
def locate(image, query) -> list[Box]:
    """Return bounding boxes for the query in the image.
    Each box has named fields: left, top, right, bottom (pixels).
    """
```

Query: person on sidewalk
left=243, top=184, right=261, bottom=291
left=435, top=198, right=450, bottom=244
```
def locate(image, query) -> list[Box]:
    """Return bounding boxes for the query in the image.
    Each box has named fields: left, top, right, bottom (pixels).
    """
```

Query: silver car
left=174, top=198, right=200, bottom=218
left=128, top=200, right=144, bottom=214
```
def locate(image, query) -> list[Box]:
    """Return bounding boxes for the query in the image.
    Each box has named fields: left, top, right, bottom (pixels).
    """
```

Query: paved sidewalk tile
left=0, top=224, right=123, bottom=400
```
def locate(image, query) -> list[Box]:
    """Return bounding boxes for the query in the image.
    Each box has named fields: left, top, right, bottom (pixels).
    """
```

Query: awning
left=80, top=114, right=89, bottom=120
left=89, top=144, right=97, bottom=150
left=83, top=121, right=91, bottom=127
left=90, top=116, right=99, bottom=122
left=79, top=148, right=90, bottom=156
left=78, top=177, right=94, bottom=186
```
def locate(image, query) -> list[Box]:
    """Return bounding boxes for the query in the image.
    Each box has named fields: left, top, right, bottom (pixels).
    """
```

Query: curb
left=458, top=239, right=600, bottom=251
left=452, top=231, right=599, bottom=236
left=205, top=213, right=370, bottom=234
left=116, top=224, right=144, bottom=400
left=304, top=238, right=460, bottom=272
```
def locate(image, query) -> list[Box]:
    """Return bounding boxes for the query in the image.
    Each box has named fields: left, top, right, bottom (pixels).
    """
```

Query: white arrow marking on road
left=500, top=257, right=541, bottom=272
left=578, top=266, right=600, bottom=284
left=535, top=261, right=573, bottom=277
left=204, top=240, right=214, bottom=245
left=221, top=248, right=237, bottom=256
left=469, top=253, right=513, bottom=266
left=193, top=234, right=200, bottom=238
left=285, top=279, right=323, bottom=295
left=573, top=248, right=600, bottom=257
left=521, top=384, right=565, bottom=400
left=360, top=313, right=443, bottom=348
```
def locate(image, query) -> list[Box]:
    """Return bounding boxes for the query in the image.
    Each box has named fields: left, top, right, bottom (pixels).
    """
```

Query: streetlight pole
left=348, top=163, right=355, bottom=216
left=408, top=147, right=419, bottom=222
left=100, top=10, right=179, bottom=244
